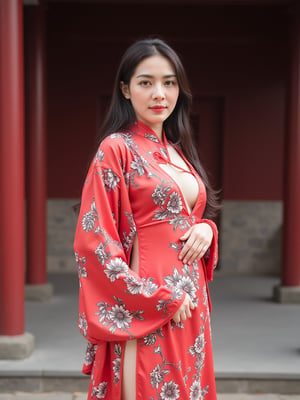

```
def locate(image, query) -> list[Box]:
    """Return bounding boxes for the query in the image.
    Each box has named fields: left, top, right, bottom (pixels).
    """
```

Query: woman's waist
left=134, top=213, right=201, bottom=232
left=133, top=248, right=205, bottom=286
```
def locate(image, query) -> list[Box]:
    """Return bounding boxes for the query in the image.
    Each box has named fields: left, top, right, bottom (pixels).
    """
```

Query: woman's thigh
left=121, top=339, right=137, bottom=400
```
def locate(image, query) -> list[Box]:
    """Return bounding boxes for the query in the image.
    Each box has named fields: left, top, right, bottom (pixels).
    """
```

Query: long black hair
left=98, top=38, right=220, bottom=218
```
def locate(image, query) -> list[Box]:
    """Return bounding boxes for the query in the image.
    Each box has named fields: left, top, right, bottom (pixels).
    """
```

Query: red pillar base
left=281, top=4, right=300, bottom=288
left=273, top=284, right=300, bottom=303
left=0, top=332, right=34, bottom=360
left=0, top=0, right=26, bottom=337
left=25, top=282, right=53, bottom=302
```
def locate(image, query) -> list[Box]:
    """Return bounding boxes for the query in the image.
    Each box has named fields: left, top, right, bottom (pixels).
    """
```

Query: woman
left=74, top=38, right=219, bottom=400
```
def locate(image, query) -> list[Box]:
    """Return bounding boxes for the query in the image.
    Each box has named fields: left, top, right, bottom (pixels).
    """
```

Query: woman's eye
left=165, top=80, right=176, bottom=86
left=140, top=81, right=151, bottom=86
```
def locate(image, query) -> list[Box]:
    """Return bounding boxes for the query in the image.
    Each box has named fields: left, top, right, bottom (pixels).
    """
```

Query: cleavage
left=159, top=145, right=199, bottom=213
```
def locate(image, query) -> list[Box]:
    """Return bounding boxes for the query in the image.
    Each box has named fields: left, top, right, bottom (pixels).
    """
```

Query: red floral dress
left=74, top=120, right=218, bottom=400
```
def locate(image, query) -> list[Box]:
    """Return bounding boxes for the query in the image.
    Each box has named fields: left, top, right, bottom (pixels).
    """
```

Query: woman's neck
left=136, top=119, right=163, bottom=141
left=151, top=124, right=163, bottom=140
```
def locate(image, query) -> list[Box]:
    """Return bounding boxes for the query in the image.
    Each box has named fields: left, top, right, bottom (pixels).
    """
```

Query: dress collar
left=128, top=120, right=194, bottom=174
left=129, top=120, right=167, bottom=146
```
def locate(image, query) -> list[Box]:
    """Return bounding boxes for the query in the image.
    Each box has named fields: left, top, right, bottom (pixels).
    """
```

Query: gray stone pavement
left=0, top=394, right=85, bottom=400
left=0, top=273, right=300, bottom=397
left=0, top=394, right=300, bottom=399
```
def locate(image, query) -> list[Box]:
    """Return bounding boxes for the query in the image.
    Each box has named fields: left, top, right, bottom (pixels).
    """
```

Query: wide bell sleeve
left=74, top=136, right=186, bottom=345
left=201, top=219, right=218, bottom=282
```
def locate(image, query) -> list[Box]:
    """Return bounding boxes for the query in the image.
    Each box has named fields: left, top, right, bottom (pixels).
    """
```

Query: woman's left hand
left=179, top=223, right=213, bottom=265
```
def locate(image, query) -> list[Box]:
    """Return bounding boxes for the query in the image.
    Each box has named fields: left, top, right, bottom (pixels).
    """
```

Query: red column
left=25, top=4, right=47, bottom=285
left=282, top=6, right=300, bottom=287
left=0, top=0, right=25, bottom=335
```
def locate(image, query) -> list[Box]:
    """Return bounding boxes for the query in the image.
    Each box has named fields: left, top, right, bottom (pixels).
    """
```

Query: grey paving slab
left=278, top=397, right=300, bottom=400
left=72, top=394, right=87, bottom=400
left=14, top=393, right=72, bottom=400
left=218, top=396, right=300, bottom=400
left=0, top=274, right=85, bottom=376
left=1, top=394, right=300, bottom=400
left=1, top=273, right=300, bottom=394
left=279, top=397, right=300, bottom=400
left=209, top=275, right=300, bottom=379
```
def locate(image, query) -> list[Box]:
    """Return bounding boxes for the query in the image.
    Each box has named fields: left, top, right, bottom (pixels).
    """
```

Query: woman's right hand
left=172, top=293, right=195, bottom=323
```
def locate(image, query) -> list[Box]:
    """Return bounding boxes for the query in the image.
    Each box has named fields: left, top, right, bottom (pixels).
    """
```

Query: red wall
left=43, top=3, right=288, bottom=200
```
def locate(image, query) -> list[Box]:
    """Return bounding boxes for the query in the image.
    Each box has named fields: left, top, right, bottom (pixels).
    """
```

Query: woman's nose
left=152, top=84, right=165, bottom=100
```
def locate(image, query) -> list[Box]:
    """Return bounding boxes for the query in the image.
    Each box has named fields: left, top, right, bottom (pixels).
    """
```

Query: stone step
left=0, top=393, right=300, bottom=400
left=1, top=376, right=300, bottom=395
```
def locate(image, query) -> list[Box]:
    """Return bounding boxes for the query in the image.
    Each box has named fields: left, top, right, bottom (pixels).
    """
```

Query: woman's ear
left=120, top=81, right=130, bottom=99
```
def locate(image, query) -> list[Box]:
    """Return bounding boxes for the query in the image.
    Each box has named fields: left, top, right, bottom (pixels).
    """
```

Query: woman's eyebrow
left=136, top=74, right=176, bottom=79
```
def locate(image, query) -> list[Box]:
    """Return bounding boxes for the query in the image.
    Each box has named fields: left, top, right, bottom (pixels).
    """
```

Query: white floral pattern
left=166, top=192, right=183, bottom=214
left=91, top=381, right=107, bottom=399
left=125, top=275, right=144, bottom=295
left=131, top=154, right=149, bottom=176
left=164, top=267, right=198, bottom=305
left=75, top=122, right=218, bottom=399
left=95, top=296, right=144, bottom=336
left=160, top=380, right=180, bottom=400
left=143, top=328, right=164, bottom=346
left=122, top=211, right=136, bottom=251
left=152, top=184, right=171, bottom=205
left=104, top=257, right=128, bottom=282
left=150, top=364, right=170, bottom=389
left=84, top=342, right=97, bottom=366
left=75, top=252, right=87, bottom=281
left=102, top=168, right=120, bottom=191
left=142, top=278, right=159, bottom=297
left=189, top=333, right=205, bottom=357
left=94, top=149, right=104, bottom=164
left=82, top=210, right=96, bottom=232
left=81, top=200, right=97, bottom=232
left=177, top=276, right=197, bottom=300
left=110, top=304, right=132, bottom=330
left=189, top=330, right=207, bottom=381
left=203, top=285, right=208, bottom=307
left=148, top=345, right=182, bottom=397
left=190, top=380, right=201, bottom=400
left=152, top=186, right=192, bottom=231
left=95, top=242, right=111, bottom=266
left=156, top=286, right=184, bottom=315
left=144, top=332, right=157, bottom=346
left=145, top=132, right=160, bottom=143
left=78, top=312, right=88, bottom=337
left=113, top=343, right=122, bottom=384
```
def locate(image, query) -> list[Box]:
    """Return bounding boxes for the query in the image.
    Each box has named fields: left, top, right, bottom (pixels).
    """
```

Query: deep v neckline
left=156, top=138, right=201, bottom=217
left=129, top=120, right=202, bottom=216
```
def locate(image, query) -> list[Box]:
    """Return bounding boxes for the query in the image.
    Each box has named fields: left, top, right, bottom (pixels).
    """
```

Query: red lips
left=150, top=105, right=166, bottom=112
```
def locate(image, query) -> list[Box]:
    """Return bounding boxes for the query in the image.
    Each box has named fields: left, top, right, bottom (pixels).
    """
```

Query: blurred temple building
left=0, top=0, right=300, bottom=358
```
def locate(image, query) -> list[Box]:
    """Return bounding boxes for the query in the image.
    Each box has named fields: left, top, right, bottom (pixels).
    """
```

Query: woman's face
left=121, top=54, right=180, bottom=136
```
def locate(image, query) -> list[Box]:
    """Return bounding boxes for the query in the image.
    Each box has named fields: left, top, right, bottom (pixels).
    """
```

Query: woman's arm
left=74, top=136, right=187, bottom=344
left=179, top=219, right=218, bottom=281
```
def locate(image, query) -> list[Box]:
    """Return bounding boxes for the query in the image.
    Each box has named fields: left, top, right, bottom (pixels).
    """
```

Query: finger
left=194, top=253, right=204, bottom=264
left=184, top=251, right=200, bottom=265
left=183, top=242, right=202, bottom=264
left=189, top=298, right=195, bottom=310
left=179, top=238, right=193, bottom=260
left=180, top=311, right=187, bottom=321
left=172, top=312, right=180, bottom=323
left=179, top=228, right=191, bottom=241
left=182, top=233, right=210, bottom=261
left=185, top=307, right=191, bottom=319
left=179, top=236, right=197, bottom=261
left=199, top=244, right=209, bottom=258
